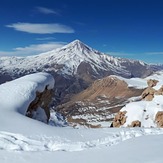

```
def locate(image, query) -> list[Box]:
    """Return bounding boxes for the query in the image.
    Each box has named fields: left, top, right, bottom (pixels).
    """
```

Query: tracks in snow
left=0, top=128, right=163, bottom=152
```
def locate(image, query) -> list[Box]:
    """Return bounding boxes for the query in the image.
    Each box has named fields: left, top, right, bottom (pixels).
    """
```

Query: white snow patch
left=121, top=95, right=163, bottom=127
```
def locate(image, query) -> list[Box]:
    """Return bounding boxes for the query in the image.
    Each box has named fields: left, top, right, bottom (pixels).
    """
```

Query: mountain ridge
left=0, top=39, right=156, bottom=78
left=0, top=39, right=162, bottom=109
left=0, top=40, right=163, bottom=127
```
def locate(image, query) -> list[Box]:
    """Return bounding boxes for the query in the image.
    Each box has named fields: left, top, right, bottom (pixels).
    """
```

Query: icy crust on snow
left=0, top=128, right=163, bottom=152
left=0, top=72, right=54, bottom=130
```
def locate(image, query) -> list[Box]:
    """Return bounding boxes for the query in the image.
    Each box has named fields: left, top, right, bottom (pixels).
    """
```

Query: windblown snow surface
left=0, top=72, right=163, bottom=163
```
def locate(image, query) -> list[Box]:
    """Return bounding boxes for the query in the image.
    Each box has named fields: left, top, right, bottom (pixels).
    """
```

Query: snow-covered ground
left=117, top=71, right=163, bottom=89
left=121, top=95, right=163, bottom=127
left=0, top=128, right=163, bottom=163
left=119, top=71, right=163, bottom=127
left=1, top=72, right=163, bottom=163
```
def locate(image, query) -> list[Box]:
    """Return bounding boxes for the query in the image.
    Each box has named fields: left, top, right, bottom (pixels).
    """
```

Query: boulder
left=141, top=87, right=156, bottom=101
left=26, top=86, right=53, bottom=123
left=112, top=111, right=127, bottom=127
left=155, top=86, right=163, bottom=95
left=129, top=120, right=141, bottom=127
left=155, top=111, right=163, bottom=127
left=147, top=79, right=158, bottom=87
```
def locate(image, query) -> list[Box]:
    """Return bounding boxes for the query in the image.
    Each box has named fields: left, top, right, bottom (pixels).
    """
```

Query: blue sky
left=0, top=0, right=163, bottom=63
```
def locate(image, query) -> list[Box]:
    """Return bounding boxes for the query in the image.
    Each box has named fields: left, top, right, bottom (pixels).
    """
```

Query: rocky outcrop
left=155, top=111, right=163, bottom=127
left=141, top=87, right=156, bottom=101
left=147, top=79, right=158, bottom=87
left=112, top=111, right=127, bottom=127
left=26, top=86, right=53, bottom=123
left=141, top=79, right=160, bottom=101
left=155, top=86, right=163, bottom=95
left=129, top=120, right=141, bottom=127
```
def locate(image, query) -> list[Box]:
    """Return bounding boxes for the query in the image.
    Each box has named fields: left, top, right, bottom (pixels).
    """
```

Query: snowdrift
left=0, top=72, right=54, bottom=133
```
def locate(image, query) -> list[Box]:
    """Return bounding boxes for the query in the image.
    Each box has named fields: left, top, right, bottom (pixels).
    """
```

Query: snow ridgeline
left=0, top=128, right=163, bottom=152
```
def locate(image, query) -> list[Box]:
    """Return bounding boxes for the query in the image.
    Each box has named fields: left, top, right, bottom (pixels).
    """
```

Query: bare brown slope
left=56, top=76, right=143, bottom=128
left=72, top=76, right=141, bottom=101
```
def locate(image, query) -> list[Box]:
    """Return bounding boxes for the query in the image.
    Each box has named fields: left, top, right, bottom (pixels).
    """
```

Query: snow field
left=0, top=128, right=163, bottom=152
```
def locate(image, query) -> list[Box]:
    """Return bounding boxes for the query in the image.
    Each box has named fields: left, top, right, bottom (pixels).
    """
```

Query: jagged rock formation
left=26, top=86, right=53, bottom=123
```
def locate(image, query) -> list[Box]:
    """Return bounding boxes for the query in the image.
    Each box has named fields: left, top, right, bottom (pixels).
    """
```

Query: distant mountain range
left=0, top=39, right=161, bottom=89
left=0, top=40, right=163, bottom=126
left=0, top=40, right=159, bottom=79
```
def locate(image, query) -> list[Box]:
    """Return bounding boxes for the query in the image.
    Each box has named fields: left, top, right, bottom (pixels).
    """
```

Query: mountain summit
left=29, top=39, right=152, bottom=79
left=0, top=39, right=156, bottom=78
left=0, top=39, right=156, bottom=81
left=60, top=39, right=93, bottom=52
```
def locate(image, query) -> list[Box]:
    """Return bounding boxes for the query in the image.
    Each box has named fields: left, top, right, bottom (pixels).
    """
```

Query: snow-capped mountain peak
left=54, top=39, right=99, bottom=57
left=62, top=39, right=88, bottom=51
left=0, top=40, right=156, bottom=79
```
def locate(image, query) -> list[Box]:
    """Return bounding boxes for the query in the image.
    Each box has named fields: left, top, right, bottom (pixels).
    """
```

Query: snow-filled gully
left=0, top=128, right=163, bottom=152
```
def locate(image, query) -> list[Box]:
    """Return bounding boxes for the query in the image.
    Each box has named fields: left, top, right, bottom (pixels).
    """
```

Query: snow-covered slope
left=115, top=71, right=163, bottom=127
left=121, top=96, right=163, bottom=127
left=0, top=72, right=163, bottom=163
left=0, top=40, right=154, bottom=78
left=116, top=71, right=163, bottom=89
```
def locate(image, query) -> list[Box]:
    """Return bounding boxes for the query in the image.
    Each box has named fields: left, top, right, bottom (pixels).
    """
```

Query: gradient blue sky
left=0, top=0, right=163, bottom=63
